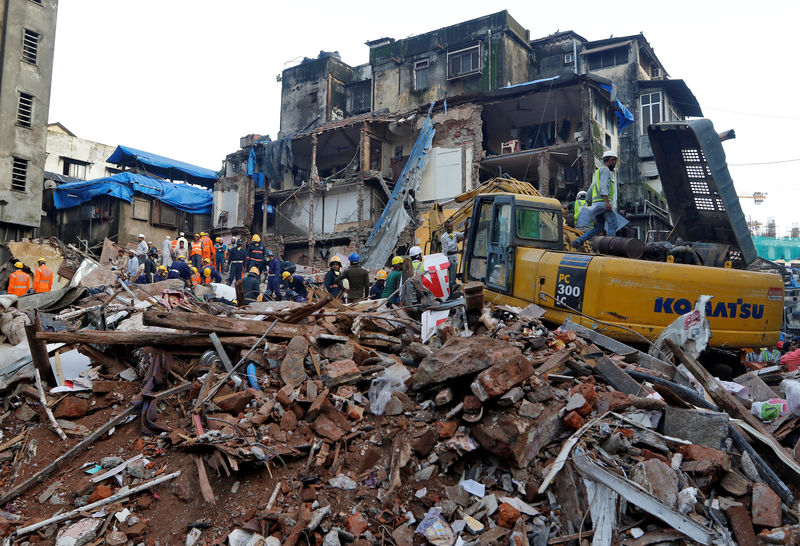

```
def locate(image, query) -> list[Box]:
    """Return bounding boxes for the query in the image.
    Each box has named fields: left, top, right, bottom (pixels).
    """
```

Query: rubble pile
left=0, top=278, right=797, bottom=545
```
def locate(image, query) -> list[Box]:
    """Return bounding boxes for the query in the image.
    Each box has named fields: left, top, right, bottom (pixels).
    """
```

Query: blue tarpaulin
left=53, top=172, right=213, bottom=215
left=615, top=99, right=635, bottom=131
left=107, top=145, right=218, bottom=186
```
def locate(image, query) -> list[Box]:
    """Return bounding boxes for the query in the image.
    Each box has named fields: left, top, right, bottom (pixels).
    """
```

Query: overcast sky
left=48, top=1, right=800, bottom=234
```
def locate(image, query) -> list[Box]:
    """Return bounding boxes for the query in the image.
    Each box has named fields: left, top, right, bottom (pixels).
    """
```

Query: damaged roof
left=107, top=145, right=219, bottom=187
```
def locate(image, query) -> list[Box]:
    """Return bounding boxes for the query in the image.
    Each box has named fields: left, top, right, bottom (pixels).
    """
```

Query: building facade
left=44, top=123, right=119, bottom=181
left=0, top=0, right=58, bottom=239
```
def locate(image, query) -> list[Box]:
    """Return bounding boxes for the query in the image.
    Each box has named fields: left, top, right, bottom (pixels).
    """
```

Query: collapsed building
left=215, top=10, right=703, bottom=264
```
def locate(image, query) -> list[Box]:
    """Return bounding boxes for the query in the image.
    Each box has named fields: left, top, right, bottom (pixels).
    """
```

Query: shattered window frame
left=447, top=42, right=481, bottom=80
left=586, top=45, right=628, bottom=70
left=414, top=59, right=430, bottom=91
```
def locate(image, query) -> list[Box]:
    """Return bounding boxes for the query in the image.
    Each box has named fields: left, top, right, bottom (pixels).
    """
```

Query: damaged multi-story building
left=216, top=10, right=702, bottom=263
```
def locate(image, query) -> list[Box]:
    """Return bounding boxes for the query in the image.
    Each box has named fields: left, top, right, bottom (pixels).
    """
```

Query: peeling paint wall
left=213, top=175, right=254, bottom=230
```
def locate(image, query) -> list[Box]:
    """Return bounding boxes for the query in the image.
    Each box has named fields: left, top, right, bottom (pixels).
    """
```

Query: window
left=467, top=200, right=492, bottom=281
left=131, top=197, right=150, bottom=221
left=62, top=158, right=89, bottom=179
left=414, top=60, right=429, bottom=91
left=11, top=157, right=28, bottom=192
left=516, top=209, right=559, bottom=242
left=28, top=0, right=42, bottom=4
left=640, top=91, right=662, bottom=132
left=348, top=81, right=371, bottom=114
left=308, top=92, right=317, bottom=104
left=22, top=29, right=39, bottom=65
left=564, top=52, right=574, bottom=64
left=586, top=46, right=628, bottom=70
left=17, top=92, right=33, bottom=127
left=152, top=201, right=178, bottom=227
left=447, top=43, right=481, bottom=79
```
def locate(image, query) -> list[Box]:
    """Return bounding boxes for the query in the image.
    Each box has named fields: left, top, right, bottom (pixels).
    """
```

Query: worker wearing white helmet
left=409, top=246, right=425, bottom=275
left=573, top=150, right=623, bottom=247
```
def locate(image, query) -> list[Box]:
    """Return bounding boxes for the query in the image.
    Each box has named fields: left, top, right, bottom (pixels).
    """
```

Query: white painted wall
left=418, top=146, right=472, bottom=202
left=44, top=124, right=117, bottom=180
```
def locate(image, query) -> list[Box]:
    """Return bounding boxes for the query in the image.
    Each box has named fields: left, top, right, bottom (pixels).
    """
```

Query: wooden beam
left=142, top=309, right=319, bottom=339
left=24, top=312, right=55, bottom=385
left=36, top=330, right=265, bottom=347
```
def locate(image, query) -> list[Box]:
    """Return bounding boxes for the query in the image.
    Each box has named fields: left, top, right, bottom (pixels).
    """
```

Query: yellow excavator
left=418, top=120, right=784, bottom=349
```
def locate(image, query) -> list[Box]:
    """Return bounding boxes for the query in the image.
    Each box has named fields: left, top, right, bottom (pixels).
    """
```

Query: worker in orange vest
left=190, top=234, right=203, bottom=270
left=200, top=232, right=214, bottom=268
left=190, top=266, right=201, bottom=285
left=33, top=257, right=53, bottom=293
left=7, top=262, right=30, bottom=297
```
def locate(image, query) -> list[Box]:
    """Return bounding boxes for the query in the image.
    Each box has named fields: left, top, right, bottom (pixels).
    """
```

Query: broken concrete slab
left=663, top=406, right=729, bottom=449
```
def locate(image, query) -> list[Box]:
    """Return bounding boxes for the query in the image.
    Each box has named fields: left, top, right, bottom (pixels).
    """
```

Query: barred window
left=17, top=92, right=33, bottom=127
left=12, top=158, right=28, bottom=192
left=22, top=29, right=39, bottom=64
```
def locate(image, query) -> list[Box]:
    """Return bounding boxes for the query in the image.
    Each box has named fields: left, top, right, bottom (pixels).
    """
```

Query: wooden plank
left=37, top=330, right=264, bottom=347
left=142, top=309, right=319, bottom=339
left=209, top=333, right=233, bottom=373
left=194, top=456, right=216, bottom=504
left=24, top=312, right=55, bottom=384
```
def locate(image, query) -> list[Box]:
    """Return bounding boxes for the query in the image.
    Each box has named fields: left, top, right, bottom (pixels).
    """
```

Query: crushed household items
left=0, top=240, right=796, bottom=545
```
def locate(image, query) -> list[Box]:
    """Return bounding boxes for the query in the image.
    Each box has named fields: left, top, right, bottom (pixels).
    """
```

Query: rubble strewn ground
left=0, top=253, right=798, bottom=545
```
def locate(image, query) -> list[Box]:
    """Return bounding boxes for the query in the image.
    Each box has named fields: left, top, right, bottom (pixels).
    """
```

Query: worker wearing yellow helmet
left=246, top=234, right=266, bottom=279
left=370, top=269, right=388, bottom=300
left=282, top=270, right=307, bottom=302
left=190, top=266, right=201, bottom=285
left=7, top=261, right=30, bottom=297
left=202, top=263, right=222, bottom=284
left=381, top=256, right=405, bottom=305
left=324, top=255, right=343, bottom=299
left=242, top=266, right=262, bottom=303
left=33, top=257, right=53, bottom=293
left=156, top=265, right=168, bottom=280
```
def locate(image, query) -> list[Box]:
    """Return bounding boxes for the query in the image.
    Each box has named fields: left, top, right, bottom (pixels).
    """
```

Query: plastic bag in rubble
left=649, top=295, right=712, bottom=360
left=782, top=380, right=800, bottom=417
left=415, top=508, right=456, bottom=546
left=368, top=368, right=407, bottom=415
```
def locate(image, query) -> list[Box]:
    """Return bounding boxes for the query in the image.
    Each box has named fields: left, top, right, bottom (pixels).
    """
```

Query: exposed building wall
left=530, top=35, right=583, bottom=79
left=213, top=174, right=254, bottom=230
left=44, top=125, right=118, bottom=180
left=272, top=184, right=381, bottom=237
left=0, top=0, right=58, bottom=235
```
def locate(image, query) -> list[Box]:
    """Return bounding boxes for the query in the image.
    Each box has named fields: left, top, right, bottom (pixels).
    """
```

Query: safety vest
left=573, top=199, right=587, bottom=224
left=8, top=270, right=30, bottom=297
left=204, top=275, right=212, bottom=285
left=589, top=167, right=615, bottom=205
left=200, top=237, right=213, bottom=259
left=191, top=241, right=203, bottom=255
left=33, top=265, right=53, bottom=293
left=412, top=260, right=425, bottom=275
left=191, top=272, right=201, bottom=284
left=171, top=240, right=178, bottom=252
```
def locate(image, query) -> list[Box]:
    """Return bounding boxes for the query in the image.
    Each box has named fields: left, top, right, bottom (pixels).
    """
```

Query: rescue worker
left=409, top=246, right=425, bottom=275
left=138, top=249, right=158, bottom=284
left=370, top=269, right=387, bottom=300
left=167, top=256, right=193, bottom=285
left=7, top=261, right=30, bottom=296
left=111, top=248, right=128, bottom=270
left=227, top=238, right=247, bottom=285
left=200, top=232, right=214, bottom=268
left=246, top=234, right=267, bottom=275
left=282, top=271, right=307, bottom=302
left=202, top=265, right=222, bottom=284
left=339, top=253, right=370, bottom=301
left=190, top=266, right=201, bottom=285
left=571, top=191, right=589, bottom=228
left=214, top=237, right=227, bottom=274
left=324, top=255, right=343, bottom=299
left=33, top=258, right=53, bottom=293
left=381, top=256, right=404, bottom=307
left=242, top=266, right=262, bottom=303
left=161, top=236, right=173, bottom=268
left=190, top=234, right=203, bottom=269
left=156, top=265, right=169, bottom=280
left=440, top=220, right=464, bottom=292
left=266, top=249, right=282, bottom=300
left=135, top=234, right=149, bottom=259
left=573, top=150, right=621, bottom=247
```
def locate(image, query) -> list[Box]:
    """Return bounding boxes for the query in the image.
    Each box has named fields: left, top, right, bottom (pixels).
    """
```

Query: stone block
left=751, top=482, right=781, bottom=528
left=663, top=406, right=728, bottom=449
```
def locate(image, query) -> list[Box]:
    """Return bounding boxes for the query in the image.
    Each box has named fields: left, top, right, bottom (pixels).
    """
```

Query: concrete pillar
left=538, top=151, right=551, bottom=197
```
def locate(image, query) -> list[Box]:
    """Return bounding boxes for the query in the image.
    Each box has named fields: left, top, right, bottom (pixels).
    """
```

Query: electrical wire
left=728, top=158, right=800, bottom=167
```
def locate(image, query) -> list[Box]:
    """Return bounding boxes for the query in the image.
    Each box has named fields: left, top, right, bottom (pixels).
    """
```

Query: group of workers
left=6, top=257, right=53, bottom=297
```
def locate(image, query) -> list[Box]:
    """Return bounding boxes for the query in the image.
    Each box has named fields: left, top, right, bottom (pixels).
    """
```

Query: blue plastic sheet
left=615, top=99, right=635, bottom=131
left=107, top=145, right=218, bottom=185
left=54, top=172, right=213, bottom=215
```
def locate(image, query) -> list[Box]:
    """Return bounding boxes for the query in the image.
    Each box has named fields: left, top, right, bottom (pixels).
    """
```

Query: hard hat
left=249, top=266, right=260, bottom=274
left=37, top=257, right=46, bottom=263
left=200, top=232, right=206, bottom=236
left=157, top=265, right=167, bottom=271
left=265, top=249, right=274, bottom=257
left=203, top=257, right=211, bottom=264
left=138, top=233, right=145, bottom=238
left=603, top=150, right=618, bottom=159
left=282, top=271, right=291, bottom=280
left=376, top=269, right=387, bottom=280
left=179, top=232, right=185, bottom=237
left=194, top=233, right=199, bottom=237
left=409, top=246, right=422, bottom=258
left=215, top=237, right=221, bottom=242
left=330, top=255, right=341, bottom=265
left=14, top=261, right=23, bottom=269
left=203, top=267, right=211, bottom=277
left=176, top=255, right=185, bottom=260
left=391, top=256, right=404, bottom=266
left=191, top=267, right=198, bottom=273
left=349, top=252, right=361, bottom=263
left=576, top=191, right=588, bottom=200
left=252, top=234, right=261, bottom=242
